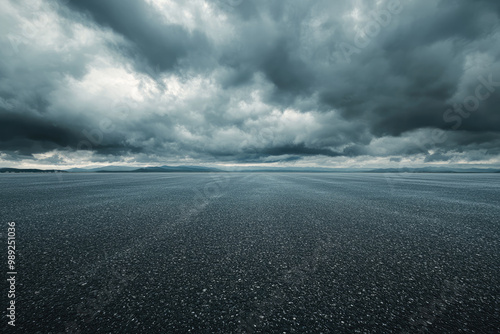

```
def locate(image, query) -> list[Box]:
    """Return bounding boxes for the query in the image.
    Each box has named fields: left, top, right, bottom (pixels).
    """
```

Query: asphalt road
left=1, top=173, right=499, bottom=333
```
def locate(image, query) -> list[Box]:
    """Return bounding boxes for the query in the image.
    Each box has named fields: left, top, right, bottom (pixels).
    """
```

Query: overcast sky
left=1, top=0, right=500, bottom=169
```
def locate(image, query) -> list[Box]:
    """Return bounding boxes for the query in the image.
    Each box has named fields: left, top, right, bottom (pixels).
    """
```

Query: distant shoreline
left=1, top=167, right=499, bottom=174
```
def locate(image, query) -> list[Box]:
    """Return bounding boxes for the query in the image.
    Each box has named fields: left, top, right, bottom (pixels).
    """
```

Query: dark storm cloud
left=261, top=143, right=342, bottom=157
left=317, top=2, right=500, bottom=137
left=1, top=0, right=500, bottom=166
left=66, top=0, right=212, bottom=74
left=424, top=152, right=451, bottom=163
left=0, top=110, right=77, bottom=154
left=213, top=0, right=500, bottom=158
left=0, top=107, right=144, bottom=157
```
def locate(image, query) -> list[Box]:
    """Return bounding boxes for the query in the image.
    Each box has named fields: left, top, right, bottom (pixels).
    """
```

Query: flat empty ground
left=1, top=173, right=499, bottom=333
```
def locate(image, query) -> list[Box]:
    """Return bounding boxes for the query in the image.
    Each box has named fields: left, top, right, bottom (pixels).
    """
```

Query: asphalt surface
left=1, top=173, right=499, bottom=333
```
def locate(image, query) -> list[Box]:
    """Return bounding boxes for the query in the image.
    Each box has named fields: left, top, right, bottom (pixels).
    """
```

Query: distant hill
left=233, top=167, right=368, bottom=172
left=89, top=166, right=500, bottom=173
left=2, top=166, right=499, bottom=174
left=367, top=167, right=500, bottom=173
left=131, top=166, right=222, bottom=173
left=0, top=168, right=67, bottom=173
left=65, top=166, right=138, bottom=172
